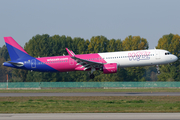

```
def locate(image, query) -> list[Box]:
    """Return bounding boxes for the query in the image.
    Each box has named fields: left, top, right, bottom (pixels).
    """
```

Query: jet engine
left=102, top=63, right=117, bottom=74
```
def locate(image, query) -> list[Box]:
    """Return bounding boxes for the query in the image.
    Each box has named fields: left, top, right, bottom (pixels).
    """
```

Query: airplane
left=2, top=36, right=178, bottom=79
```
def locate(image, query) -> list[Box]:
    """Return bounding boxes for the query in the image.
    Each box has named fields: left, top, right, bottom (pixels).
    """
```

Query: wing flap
left=71, top=56, right=104, bottom=70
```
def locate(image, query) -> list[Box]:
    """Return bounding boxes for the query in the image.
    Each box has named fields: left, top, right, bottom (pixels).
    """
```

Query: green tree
left=144, top=66, right=157, bottom=81
left=72, top=37, right=88, bottom=54
left=107, top=39, right=116, bottom=52
left=88, top=36, right=108, bottom=53
left=24, top=34, right=51, bottom=57
left=0, top=45, right=10, bottom=61
left=0, top=45, right=12, bottom=82
left=115, top=39, right=123, bottom=51
left=122, top=36, right=149, bottom=51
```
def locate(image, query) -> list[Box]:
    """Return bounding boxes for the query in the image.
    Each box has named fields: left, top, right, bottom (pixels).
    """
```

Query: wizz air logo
left=128, top=51, right=151, bottom=61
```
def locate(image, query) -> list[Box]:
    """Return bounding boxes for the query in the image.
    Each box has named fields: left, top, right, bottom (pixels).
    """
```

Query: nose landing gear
left=156, top=65, right=161, bottom=74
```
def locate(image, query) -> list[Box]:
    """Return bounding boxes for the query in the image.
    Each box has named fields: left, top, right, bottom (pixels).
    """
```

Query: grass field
left=0, top=88, right=180, bottom=93
left=0, top=96, right=180, bottom=113
left=1, top=89, right=180, bottom=113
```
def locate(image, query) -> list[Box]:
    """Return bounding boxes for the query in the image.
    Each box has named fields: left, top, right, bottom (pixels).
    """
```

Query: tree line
left=0, top=33, right=179, bottom=82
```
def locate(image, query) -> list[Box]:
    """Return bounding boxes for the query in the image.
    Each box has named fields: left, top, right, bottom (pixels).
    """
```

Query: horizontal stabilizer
left=7, top=61, right=24, bottom=67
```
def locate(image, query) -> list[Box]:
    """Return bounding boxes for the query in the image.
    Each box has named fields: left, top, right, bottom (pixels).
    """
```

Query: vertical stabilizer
left=4, top=37, right=33, bottom=61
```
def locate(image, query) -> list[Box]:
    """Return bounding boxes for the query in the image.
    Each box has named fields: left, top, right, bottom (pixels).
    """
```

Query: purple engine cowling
left=103, top=63, right=117, bottom=74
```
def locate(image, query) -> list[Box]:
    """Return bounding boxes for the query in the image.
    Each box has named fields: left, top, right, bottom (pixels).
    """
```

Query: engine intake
left=103, top=63, right=117, bottom=74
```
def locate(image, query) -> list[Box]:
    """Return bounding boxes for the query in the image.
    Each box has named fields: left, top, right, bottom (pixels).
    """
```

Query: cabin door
left=31, top=59, right=36, bottom=68
left=155, top=50, right=160, bottom=60
left=69, top=58, right=74, bottom=65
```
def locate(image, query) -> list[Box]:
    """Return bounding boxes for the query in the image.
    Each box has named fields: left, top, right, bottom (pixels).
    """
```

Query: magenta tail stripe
left=4, top=37, right=28, bottom=54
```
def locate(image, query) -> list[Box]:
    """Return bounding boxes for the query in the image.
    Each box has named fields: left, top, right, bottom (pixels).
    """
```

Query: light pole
left=7, top=74, right=8, bottom=90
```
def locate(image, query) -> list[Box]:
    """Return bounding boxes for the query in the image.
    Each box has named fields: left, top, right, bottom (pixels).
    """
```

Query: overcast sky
left=0, top=0, right=180, bottom=49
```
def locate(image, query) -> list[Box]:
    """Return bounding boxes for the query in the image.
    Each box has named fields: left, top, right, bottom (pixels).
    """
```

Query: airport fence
left=0, top=82, right=180, bottom=89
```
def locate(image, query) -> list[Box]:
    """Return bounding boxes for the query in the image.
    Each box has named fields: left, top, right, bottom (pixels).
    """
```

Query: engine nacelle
left=103, top=63, right=117, bottom=74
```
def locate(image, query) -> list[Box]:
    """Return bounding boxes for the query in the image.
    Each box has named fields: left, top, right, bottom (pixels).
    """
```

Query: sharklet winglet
left=66, top=48, right=75, bottom=57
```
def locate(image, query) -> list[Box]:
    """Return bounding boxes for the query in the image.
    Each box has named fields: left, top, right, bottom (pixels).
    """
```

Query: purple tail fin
left=4, top=37, right=33, bottom=61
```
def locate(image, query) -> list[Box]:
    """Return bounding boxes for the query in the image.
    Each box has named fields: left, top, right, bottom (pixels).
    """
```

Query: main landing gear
left=156, top=65, right=161, bottom=74
left=90, top=74, right=95, bottom=79
left=89, top=67, right=96, bottom=79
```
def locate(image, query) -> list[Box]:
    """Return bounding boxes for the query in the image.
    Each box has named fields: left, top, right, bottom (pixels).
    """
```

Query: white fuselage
left=99, top=49, right=177, bottom=67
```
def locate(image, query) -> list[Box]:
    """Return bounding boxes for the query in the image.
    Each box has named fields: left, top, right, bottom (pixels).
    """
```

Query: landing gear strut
left=89, top=67, right=96, bottom=79
left=156, top=65, right=161, bottom=74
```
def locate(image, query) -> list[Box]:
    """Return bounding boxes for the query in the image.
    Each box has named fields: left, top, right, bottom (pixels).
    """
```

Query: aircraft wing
left=66, top=48, right=104, bottom=70
left=71, top=56, right=104, bottom=70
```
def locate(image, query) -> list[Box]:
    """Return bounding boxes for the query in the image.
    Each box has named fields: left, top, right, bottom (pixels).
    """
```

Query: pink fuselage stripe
left=4, top=37, right=28, bottom=54
left=36, top=53, right=107, bottom=72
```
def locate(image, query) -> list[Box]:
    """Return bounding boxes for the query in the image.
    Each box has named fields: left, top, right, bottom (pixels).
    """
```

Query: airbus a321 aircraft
left=3, top=37, right=178, bottom=79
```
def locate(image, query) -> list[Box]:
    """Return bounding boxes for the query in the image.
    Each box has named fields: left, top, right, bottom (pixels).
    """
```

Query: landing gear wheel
left=99, top=67, right=103, bottom=71
left=156, top=65, right=161, bottom=74
left=90, top=74, right=95, bottom=79
left=157, top=70, right=161, bottom=74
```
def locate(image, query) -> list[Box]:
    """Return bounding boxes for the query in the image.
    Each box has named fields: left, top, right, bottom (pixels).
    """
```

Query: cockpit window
left=165, top=52, right=171, bottom=55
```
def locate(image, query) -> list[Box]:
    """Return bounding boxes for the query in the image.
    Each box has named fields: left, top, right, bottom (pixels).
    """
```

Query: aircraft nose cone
left=173, top=55, right=178, bottom=62
left=175, top=56, right=178, bottom=61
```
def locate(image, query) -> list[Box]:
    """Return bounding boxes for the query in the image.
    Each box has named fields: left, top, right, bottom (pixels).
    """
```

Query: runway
left=0, top=113, right=180, bottom=120
left=0, top=92, right=180, bottom=97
